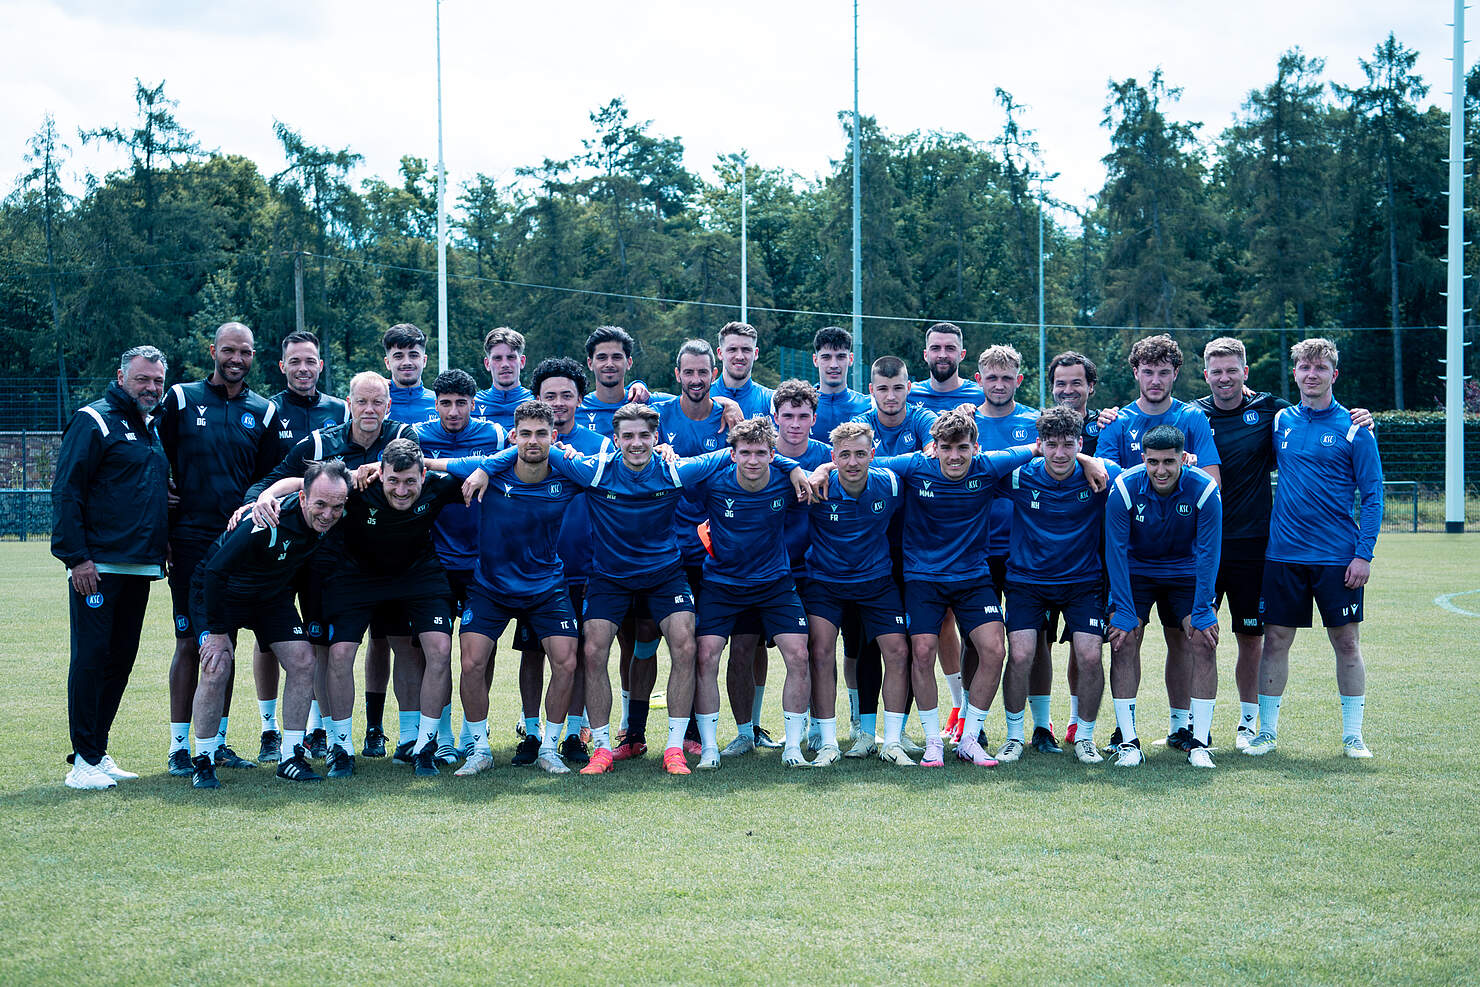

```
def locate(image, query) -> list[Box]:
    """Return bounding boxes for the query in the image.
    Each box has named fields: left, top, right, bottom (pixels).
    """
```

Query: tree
left=20, top=114, right=73, bottom=388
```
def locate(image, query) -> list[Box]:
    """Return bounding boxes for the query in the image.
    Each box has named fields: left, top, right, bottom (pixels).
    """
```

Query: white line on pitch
left=1434, top=589, right=1480, bottom=618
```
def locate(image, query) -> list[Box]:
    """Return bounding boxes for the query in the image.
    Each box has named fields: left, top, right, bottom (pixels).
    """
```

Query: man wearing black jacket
left=251, top=330, right=349, bottom=763
left=157, top=323, right=280, bottom=776
left=188, top=460, right=351, bottom=788
left=52, top=346, right=171, bottom=790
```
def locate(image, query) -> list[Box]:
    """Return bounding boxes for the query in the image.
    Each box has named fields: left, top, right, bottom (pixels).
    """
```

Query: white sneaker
left=65, top=759, right=117, bottom=790
left=995, top=738, right=1025, bottom=764
left=1113, top=742, right=1144, bottom=768
left=844, top=734, right=878, bottom=758
left=1187, top=746, right=1216, bottom=769
left=806, top=726, right=823, bottom=753
left=1074, top=738, right=1104, bottom=764
left=697, top=747, right=721, bottom=770
left=1343, top=736, right=1374, bottom=759
left=1235, top=726, right=1257, bottom=752
left=812, top=743, right=842, bottom=767
left=781, top=746, right=813, bottom=768
left=898, top=733, right=925, bottom=756
left=877, top=742, right=916, bottom=766
left=850, top=714, right=863, bottom=742
left=535, top=751, right=571, bottom=774
left=454, top=751, right=495, bottom=776
left=721, top=734, right=755, bottom=758
left=97, top=754, right=139, bottom=780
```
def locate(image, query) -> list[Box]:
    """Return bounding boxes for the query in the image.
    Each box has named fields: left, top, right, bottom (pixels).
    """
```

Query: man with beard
left=158, top=322, right=280, bottom=776
left=252, top=330, right=348, bottom=763
left=52, top=345, right=170, bottom=789
left=908, top=322, right=985, bottom=413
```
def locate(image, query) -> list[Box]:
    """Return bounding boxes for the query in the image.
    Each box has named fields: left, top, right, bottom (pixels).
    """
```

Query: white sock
left=962, top=703, right=989, bottom=743
left=541, top=718, right=562, bottom=755
left=847, top=689, right=859, bottom=723
left=918, top=706, right=941, bottom=742
left=817, top=717, right=837, bottom=749
left=283, top=728, right=305, bottom=754
left=170, top=722, right=191, bottom=754
left=1113, top=698, right=1138, bottom=743
left=523, top=716, right=541, bottom=737
left=416, top=714, right=439, bottom=753
left=216, top=716, right=229, bottom=744
left=735, top=720, right=754, bottom=741
left=696, top=712, right=720, bottom=752
left=1258, top=693, right=1282, bottom=738
left=1340, top=694, right=1365, bottom=740
left=944, top=673, right=964, bottom=711
left=258, top=699, right=278, bottom=734
left=1028, top=695, right=1051, bottom=731
left=752, top=685, right=766, bottom=725
left=782, top=710, right=806, bottom=751
left=398, top=710, right=419, bottom=746
left=1068, top=695, right=1080, bottom=728
left=437, top=703, right=453, bottom=747
left=1190, top=697, right=1215, bottom=747
left=1239, top=701, right=1258, bottom=732
left=1005, top=707, right=1026, bottom=742
left=620, top=690, right=631, bottom=731
left=332, top=716, right=354, bottom=754
left=1169, top=706, right=1190, bottom=735
left=1079, top=719, right=1095, bottom=743
left=195, top=733, right=221, bottom=761
left=458, top=717, right=473, bottom=750
left=592, top=724, right=612, bottom=751
left=565, top=714, right=582, bottom=740
left=882, top=711, right=906, bottom=745
left=666, top=716, right=688, bottom=751
left=467, top=719, right=489, bottom=755
left=307, top=700, right=323, bottom=732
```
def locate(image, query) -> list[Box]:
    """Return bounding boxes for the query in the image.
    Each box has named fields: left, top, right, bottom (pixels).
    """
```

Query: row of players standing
left=52, top=317, right=1381, bottom=789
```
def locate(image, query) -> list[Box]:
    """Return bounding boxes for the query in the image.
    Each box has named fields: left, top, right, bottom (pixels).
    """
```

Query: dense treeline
left=1, top=36, right=1474, bottom=411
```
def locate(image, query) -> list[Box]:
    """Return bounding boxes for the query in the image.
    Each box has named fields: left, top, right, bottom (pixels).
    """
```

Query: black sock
left=365, top=691, right=386, bottom=729
left=628, top=700, right=650, bottom=742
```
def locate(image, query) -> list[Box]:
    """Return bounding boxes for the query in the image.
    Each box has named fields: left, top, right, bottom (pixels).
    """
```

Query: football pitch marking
left=1433, top=589, right=1480, bottom=617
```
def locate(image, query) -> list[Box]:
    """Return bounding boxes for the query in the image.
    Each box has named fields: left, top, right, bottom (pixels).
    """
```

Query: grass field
left=3, top=535, right=1478, bottom=983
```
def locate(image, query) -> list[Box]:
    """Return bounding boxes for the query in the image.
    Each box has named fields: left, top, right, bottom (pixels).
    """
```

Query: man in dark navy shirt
left=157, top=322, right=279, bottom=776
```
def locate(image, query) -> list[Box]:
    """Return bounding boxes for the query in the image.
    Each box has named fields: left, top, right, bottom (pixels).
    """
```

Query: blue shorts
left=696, top=576, right=809, bottom=641
left=1005, top=580, right=1106, bottom=638
left=802, top=575, right=908, bottom=643
left=904, top=578, right=1003, bottom=636
left=1125, top=574, right=1195, bottom=629
left=516, top=582, right=585, bottom=651
left=463, top=580, right=579, bottom=643
left=1260, top=560, right=1363, bottom=628
left=584, top=565, right=695, bottom=627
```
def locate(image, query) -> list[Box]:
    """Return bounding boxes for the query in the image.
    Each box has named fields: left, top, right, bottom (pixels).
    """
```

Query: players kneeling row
left=185, top=402, right=1214, bottom=788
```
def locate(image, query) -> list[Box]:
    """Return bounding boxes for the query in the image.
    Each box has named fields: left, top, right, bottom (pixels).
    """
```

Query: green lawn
left=2, top=535, right=1477, bottom=983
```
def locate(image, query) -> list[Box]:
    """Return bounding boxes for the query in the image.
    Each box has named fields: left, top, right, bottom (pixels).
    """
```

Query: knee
left=549, top=646, right=577, bottom=679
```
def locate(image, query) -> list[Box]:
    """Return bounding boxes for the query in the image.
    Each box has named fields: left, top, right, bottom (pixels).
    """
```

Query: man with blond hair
left=1246, top=338, right=1382, bottom=759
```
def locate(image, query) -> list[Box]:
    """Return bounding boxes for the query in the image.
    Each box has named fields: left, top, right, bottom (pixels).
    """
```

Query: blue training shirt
left=446, top=450, right=576, bottom=600
left=875, top=446, right=1035, bottom=580
left=658, top=399, right=729, bottom=566
left=712, top=377, right=775, bottom=419
left=389, top=383, right=438, bottom=425
left=554, top=424, right=614, bottom=582
left=415, top=418, right=508, bottom=572
left=1104, top=463, right=1222, bottom=632
left=805, top=468, right=905, bottom=583
left=1267, top=399, right=1383, bottom=564
left=996, top=457, right=1121, bottom=585
left=473, top=385, right=535, bottom=430
left=1095, top=399, right=1221, bottom=471
left=778, top=439, right=834, bottom=576
left=685, top=459, right=805, bottom=586
left=975, top=402, right=1040, bottom=555
left=853, top=404, right=937, bottom=456
left=813, top=388, right=873, bottom=441
left=908, top=379, right=984, bottom=414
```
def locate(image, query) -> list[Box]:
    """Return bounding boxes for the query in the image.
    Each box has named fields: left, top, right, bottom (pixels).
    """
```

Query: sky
left=0, top=0, right=1460, bottom=216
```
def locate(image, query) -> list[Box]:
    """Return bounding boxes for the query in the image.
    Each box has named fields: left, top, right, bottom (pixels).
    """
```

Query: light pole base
left=1446, top=521, right=1466, bottom=533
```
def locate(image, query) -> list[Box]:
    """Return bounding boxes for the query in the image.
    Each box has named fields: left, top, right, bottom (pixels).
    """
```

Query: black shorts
left=168, top=533, right=214, bottom=639
left=1125, top=574, right=1196, bottom=629
left=192, top=589, right=307, bottom=649
left=802, top=575, right=908, bottom=643
left=584, top=566, right=696, bottom=627
left=464, top=580, right=579, bottom=643
left=1005, top=580, right=1106, bottom=638
left=325, top=569, right=453, bottom=646
left=1260, top=560, right=1364, bottom=628
left=292, top=566, right=328, bottom=644
left=988, top=554, right=1009, bottom=597
left=515, top=582, right=586, bottom=650
left=446, top=568, right=475, bottom=624
left=1216, top=555, right=1266, bottom=636
left=697, top=576, right=809, bottom=641
left=904, top=577, right=1003, bottom=636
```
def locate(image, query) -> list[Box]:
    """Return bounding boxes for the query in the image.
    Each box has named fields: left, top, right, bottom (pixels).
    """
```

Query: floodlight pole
left=1446, top=0, right=1468, bottom=532
left=740, top=153, right=748, bottom=324
left=435, top=0, right=449, bottom=374
left=1037, top=178, right=1046, bottom=409
left=851, top=0, right=863, bottom=391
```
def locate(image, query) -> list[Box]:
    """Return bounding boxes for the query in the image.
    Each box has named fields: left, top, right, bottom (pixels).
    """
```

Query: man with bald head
left=158, top=322, right=281, bottom=776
